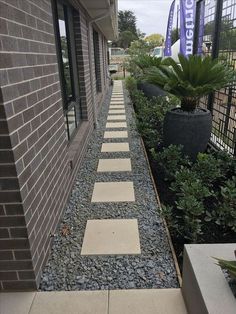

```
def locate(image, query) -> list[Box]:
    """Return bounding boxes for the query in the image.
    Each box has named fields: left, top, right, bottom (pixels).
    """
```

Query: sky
left=118, top=0, right=178, bottom=37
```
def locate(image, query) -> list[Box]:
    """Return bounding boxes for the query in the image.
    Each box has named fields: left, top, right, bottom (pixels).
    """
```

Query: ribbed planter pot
left=137, top=82, right=166, bottom=98
left=163, top=108, right=212, bottom=160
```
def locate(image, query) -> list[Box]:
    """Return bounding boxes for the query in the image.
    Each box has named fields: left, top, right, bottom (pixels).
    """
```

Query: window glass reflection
left=57, top=3, right=73, bottom=102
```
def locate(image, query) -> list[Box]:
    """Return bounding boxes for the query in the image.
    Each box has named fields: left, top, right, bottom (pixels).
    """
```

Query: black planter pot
left=137, top=82, right=166, bottom=98
left=163, top=108, right=212, bottom=160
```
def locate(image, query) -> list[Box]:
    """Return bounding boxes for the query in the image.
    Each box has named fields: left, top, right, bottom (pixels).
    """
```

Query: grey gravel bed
left=39, top=82, right=179, bottom=291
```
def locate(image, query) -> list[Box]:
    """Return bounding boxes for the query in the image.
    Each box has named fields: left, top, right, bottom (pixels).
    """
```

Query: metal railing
left=194, top=0, right=236, bottom=156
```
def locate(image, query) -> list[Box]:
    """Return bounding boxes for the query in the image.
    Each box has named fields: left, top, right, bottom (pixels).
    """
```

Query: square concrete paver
left=106, top=122, right=127, bottom=128
left=109, top=105, right=125, bottom=109
left=30, top=291, right=108, bottom=314
left=91, top=181, right=135, bottom=202
left=97, top=158, right=132, bottom=172
left=111, top=98, right=124, bottom=101
left=109, top=289, right=187, bottom=314
left=81, top=219, right=140, bottom=255
left=109, top=110, right=126, bottom=114
left=107, top=115, right=126, bottom=121
left=0, top=292, right=36, bottom=314
left=110, top=103, right=125, bottom=106
left=104, top=131, right=128, bottom=138
left=101, top=142, right=129, bottom=152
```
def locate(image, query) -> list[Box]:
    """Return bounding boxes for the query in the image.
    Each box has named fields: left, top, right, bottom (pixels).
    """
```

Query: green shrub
left=125, top=76, right=137, bottom=95
left=152, top=145, right=191, bottom=180
left=171, top=168, right=211, bottom=242
left=154, top=145, right=236, bottom=243
left=132, top=95, right=178, bottom=148
left=214, top=176, right=236, bottom=232
left=193, top=153, right=223, bottom=186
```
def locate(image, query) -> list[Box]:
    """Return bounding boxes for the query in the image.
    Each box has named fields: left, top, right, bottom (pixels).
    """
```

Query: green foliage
left=215, top=177, right=236, bottom=232
left=117, top=31, right=138, bottom=49
left=171, top=168, right=211, bottom=242
left=131, top=93, right=177, bottom=148
left=146, top=54, right=235, bottom=111
left=125, top=76, right=137, bottom=94
left=134, top=55, right=162, bottom=73
left=214, top=250, right=236, bottom=278
left=144, top=33, right=164, bottom=48
left=118, top=10, right=138, bottom=36
left=153, top=145, right=236, bottom=242
left=152, top=145, right=190, bottom=181
left=171, top=28, right=179, bottom=44
left=193, top=153, right=223, bottom=186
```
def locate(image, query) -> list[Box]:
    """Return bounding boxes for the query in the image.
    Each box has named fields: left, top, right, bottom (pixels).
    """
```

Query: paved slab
left=101, top=142, right=130, bottom=152
left=97, top=158, right=132, bottom=172
left=109, top=110, right=126, bottom=114
left=109, top=289, right=187, bottom=314
left=106, top=122, right=127, bottom=128
left=107, top=115, right=126, bottom=121
left=91, top=181, right=135, bottom=202
left=104, top=131, right=128, bottom=138
left=81, top=219, right=141, bottom=255
left=0, top=292, right=36, bottom=314
left=110, top=100, right=125, bottom=106
left=29, top=291, right=108, bottom=314
left=109, top=105, right=125, bottom=109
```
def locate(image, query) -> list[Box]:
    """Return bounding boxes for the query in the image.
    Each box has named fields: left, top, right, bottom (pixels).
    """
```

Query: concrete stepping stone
left=107, top=115, right=126, bottom=121
left=97, top=158, right=131, bottom=172
left=91, top=181, right=135, bottom=202
left=0, top=292, right=36, bottom=314
left=109, top=106, right=125, bottom=109
left=110, top=103, right=125, bottom=106
left=30, top=291, right=108, bottom=314
left=81, top=219, right=141, bottom=255
left=104, top=131, right=128, bottom=138
left=109, top=289, right=187, bottom=314
left=101, top=142, right=129, bottom=152
left=109, top=110, right=126, bottom=114
left=106, top=122, right=127, bottom=128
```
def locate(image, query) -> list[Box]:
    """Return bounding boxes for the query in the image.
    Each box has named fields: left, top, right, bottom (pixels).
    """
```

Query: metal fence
left=194, top=0, right=236, bottom=156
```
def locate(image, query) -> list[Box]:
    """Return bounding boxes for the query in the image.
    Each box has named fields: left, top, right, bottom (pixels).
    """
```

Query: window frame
left=52, top=0, right=82, bottom=140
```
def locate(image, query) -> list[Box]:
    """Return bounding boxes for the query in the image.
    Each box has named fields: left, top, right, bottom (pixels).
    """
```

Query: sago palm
left=146, top=54, right=235, bottom=111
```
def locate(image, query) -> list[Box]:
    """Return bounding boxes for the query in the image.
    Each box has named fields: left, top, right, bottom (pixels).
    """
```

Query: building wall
left=0, top=0, right=110, bottom=291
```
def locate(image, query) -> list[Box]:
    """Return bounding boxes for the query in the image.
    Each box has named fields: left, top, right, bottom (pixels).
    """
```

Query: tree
left=117, top=31, right=137, bottom=49
left=171, top=28, right=180, bottom=45
left=128, top=39, right=151, bottom=56
left=118, top=10, right=138, bottom=36
left=144, top=33, right=164, bottom=48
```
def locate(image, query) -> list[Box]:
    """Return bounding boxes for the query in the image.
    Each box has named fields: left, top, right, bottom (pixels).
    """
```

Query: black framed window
left=93, top=30, right=102, bottom=92
left=52, top=0, right=81, bottom=140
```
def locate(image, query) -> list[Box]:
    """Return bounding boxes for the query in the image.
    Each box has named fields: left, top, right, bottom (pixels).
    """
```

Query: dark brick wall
left=0, top=0, right=109, bottom=291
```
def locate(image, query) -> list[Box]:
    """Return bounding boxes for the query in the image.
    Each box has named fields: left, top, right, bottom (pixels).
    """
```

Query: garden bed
left=126, top=78, right=236, bottom=270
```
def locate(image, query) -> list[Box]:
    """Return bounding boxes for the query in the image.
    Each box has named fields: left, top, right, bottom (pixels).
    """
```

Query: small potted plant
left=214, top=250, right=236, bottom=297
left=146, top=54, right=235, bottom=159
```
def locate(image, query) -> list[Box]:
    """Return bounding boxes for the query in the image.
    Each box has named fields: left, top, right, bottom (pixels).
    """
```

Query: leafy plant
left=171, top=168, right=212, bottom=242
left=214, top=250, right=236, bottom=279
left=216, top=176, right=236, bottom=232
left=125, top=76, right=137, bottom=94
left=152, top=145, right=191, bottom=181
left=135, top=96, right=176, bottom=148
left=134, top=54, right=162, bottom=72
left=146, top=54, right=235, bottom=111
left=193, top=153, right=223, bottom=186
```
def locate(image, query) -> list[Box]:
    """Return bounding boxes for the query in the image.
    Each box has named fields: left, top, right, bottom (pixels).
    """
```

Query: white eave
left=80, top=0, right=118, bottom=40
